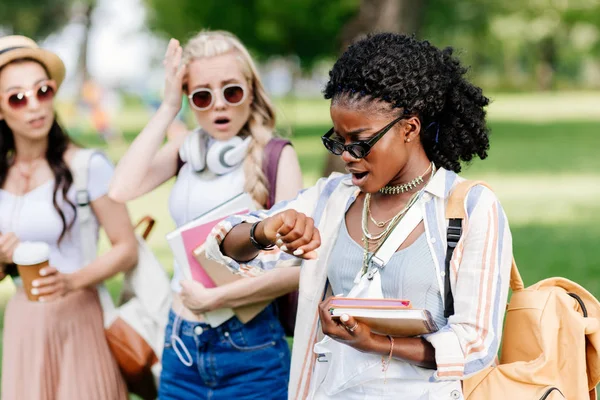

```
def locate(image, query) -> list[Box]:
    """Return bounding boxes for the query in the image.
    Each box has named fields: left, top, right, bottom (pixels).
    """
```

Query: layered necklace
left=360, top=162, right=436, bottom=276
left=8, top=156, right=45, bottom=232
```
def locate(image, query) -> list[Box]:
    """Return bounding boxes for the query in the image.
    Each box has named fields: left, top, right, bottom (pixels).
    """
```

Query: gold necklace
left=360, top=164, right=437, bottom=275
left=360, top=191, right=421, bottom=275
left=366, top=197, right=395, bottom=228
left=379, top=162, right=434, bottom=195
left=9, top=157, right=45, bottom=231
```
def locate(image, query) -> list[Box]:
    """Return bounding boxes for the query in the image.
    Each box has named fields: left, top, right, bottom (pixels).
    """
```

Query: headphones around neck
left=179, top=128, right=252, bottom=175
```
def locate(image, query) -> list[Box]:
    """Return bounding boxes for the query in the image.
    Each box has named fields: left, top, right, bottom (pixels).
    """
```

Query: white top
left=0, top=153, right=114, bottom=274
left=168, top=151, right=245, bottom=292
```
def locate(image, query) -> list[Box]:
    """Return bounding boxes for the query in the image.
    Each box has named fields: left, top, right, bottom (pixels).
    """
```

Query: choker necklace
left=379, top=162, right=435, bottom=195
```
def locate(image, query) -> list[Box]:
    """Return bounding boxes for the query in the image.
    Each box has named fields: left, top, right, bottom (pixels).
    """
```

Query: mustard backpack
left=446, top=181, right=600, bottom=400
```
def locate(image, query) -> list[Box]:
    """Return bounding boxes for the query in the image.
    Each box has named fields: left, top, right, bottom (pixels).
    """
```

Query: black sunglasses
left=321, top=116, right=404, bottom=159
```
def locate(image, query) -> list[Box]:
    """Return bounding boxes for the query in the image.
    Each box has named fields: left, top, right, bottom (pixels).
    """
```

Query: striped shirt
left=205, top=168, right=513, bottom=399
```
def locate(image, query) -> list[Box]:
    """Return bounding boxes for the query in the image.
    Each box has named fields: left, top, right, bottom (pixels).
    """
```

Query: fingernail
left=31, top=288, right=39, bottom=295
left=32, top=280, right=39, bottom=287
left=39, top=269, right=47, bottom=276
left=293, top=249, right=304, bottom=256
left=275, top=238, right=284, bottom=247
left=280, top=245, right=288, bottom=252
left=276, top=233, right=282, bottom=238
left=340, top=314, right=350, bottom=322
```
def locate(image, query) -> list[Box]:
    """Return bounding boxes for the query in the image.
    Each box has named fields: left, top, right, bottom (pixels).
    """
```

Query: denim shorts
left=159, top=304, right=291, bottom=400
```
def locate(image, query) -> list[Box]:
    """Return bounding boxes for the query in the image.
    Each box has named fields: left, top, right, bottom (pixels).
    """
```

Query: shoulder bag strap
left=71, top=149, right=116, bottom=324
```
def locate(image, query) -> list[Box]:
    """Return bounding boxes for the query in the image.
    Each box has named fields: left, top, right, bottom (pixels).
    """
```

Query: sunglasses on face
left=321, top=116, right=404, bottom=159
left=187, top=83, right=247, bottom=111
left=1, top=80, right=57, bottom=111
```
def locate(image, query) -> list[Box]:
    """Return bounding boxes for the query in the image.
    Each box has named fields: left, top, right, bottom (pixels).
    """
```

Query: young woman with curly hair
left=110, top=31, right=303, bottom=399
left=205, top=33, right=514, bottom=399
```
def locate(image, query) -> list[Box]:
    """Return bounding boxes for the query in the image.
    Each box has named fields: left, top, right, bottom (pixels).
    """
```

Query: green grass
left=1, top=95, right=599, bottom=394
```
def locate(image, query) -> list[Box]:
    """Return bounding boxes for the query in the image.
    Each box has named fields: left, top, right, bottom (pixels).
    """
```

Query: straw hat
left=0, top=35, right=66, bottom=89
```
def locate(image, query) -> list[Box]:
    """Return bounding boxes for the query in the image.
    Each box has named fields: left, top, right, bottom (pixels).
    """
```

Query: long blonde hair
left=183, top=30, right=275, bottom=208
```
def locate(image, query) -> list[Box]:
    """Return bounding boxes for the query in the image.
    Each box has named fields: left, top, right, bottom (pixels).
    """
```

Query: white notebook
left=330, top=308, right=438, bottom=337
left=166, top=192, right=255, bottom=327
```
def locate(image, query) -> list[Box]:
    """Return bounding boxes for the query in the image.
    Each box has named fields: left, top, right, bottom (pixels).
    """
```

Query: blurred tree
left=143, top=0, right=359, bottom=69
left=0, top=0, right=72, bottom=39
left=70, top=1, right=95, bottom=88
left=482, top=0, right=600, bottom=90
left=0, top=0, right=97, bottom=95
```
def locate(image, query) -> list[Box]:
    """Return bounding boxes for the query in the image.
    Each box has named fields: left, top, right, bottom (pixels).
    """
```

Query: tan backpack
left=446, top=181, right=600, bottom=400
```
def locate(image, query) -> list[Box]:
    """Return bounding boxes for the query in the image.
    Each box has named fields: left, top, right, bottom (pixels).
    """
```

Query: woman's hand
left=258, top=210, right=321, bottom=260
left=0, top=233, right=19, bottom=264
left=180, top=280, right=225, bottom=314
left=318, top=296, right=379, bottom=353
left=31, top=266, right=73, bottom=302
left=162, top=38, right=186, bottom=113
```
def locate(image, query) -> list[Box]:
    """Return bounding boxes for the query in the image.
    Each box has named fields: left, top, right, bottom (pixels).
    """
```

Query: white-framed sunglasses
left=187, top=83, right=247, bottom=111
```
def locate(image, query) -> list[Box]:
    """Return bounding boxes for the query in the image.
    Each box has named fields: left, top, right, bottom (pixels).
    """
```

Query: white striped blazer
left=205, top=167, right=513, bottom=399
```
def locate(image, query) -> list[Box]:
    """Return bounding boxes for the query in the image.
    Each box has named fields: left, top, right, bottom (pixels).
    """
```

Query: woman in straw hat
left=0, top=35, right=137, bottom=399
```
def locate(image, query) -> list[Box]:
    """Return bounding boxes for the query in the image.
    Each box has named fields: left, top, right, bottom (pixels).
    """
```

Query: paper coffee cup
left=13, top=242, right=50, bottom=302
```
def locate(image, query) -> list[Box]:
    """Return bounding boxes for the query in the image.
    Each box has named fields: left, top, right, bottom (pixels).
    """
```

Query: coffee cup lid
left=12, top=242, right=50, bottom=265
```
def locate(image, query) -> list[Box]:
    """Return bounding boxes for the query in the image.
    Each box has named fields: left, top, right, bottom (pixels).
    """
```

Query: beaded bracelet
left=381, top=335, right=394, bottom=383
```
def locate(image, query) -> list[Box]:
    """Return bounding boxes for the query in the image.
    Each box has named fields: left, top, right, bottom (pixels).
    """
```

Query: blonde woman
left=109, top=31, right=303, bottom=399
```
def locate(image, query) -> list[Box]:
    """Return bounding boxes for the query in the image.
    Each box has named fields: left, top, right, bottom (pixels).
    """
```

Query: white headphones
left=179, top=128, right=252, bottom=175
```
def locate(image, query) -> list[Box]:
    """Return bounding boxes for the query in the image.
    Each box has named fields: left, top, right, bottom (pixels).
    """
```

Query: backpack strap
left=444, top=180, right=523, bottom=318
left=71, top=149, right=98, bottom=265
left=71, top=149, right=117, bottom=324
left=263, top=138, right=292, bottom=208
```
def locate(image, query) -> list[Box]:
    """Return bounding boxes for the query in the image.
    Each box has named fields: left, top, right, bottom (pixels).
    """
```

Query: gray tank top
left=327, top=218, right=447, bottom=329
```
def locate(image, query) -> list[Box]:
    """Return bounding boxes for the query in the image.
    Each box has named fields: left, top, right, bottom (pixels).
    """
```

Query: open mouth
left=214, top=117, right=231, bottom=126
left=352, top=171, right=368, bottom=180
left=350, top=171, right=369, bottom=186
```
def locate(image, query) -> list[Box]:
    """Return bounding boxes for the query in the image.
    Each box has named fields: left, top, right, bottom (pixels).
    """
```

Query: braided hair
left=323, top=33, right=490, bottom=172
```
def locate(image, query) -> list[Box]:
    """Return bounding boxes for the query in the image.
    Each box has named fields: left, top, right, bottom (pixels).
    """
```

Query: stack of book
left=166, top=193, right=269, bottom=327
left=329, top=297, right=438, bottom=336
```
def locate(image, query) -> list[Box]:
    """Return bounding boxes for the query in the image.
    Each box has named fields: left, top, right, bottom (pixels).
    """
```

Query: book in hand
left=192, top=250, right=270, bottom=324
left=166, top=192, right=255, bottom=327
left=166, top=192, right=255, bottom=286
left=329, top=297, right=438, bottom=337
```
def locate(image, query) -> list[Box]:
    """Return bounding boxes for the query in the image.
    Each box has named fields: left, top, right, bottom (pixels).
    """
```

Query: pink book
left=330, top=297, right=412, bottom=309
left=180, top=210, right=249, bottom=287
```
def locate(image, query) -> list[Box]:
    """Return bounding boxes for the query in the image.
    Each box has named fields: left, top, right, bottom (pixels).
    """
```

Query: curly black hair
left=323, top=33, right=490, bottom=173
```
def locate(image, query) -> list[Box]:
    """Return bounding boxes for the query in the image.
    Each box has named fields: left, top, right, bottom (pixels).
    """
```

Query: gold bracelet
left=381, top=335, right=394, bottom=383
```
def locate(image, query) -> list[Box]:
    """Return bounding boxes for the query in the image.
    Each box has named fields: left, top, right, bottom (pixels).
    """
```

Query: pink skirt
left=2, top=287, right=128, bottom=400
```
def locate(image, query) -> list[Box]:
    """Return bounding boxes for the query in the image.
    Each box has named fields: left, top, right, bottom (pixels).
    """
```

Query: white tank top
left=0, top=153, right=114, bottom=274
left=167, top=160, right=245, bottom=292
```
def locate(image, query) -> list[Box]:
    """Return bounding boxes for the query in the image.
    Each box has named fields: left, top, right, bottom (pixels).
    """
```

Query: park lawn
left=0, top=113, right=598, bottom=391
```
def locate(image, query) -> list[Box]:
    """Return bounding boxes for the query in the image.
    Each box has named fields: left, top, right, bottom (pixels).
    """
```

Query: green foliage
left=0, top=0, right=72, bottom=39
left=143, top=0, right=359, bottom=68
left=0, top=0, right=97, bottom=41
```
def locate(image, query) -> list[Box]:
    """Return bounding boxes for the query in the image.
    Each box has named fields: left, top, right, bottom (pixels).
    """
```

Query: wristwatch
left=249, top=221, right=275, bottom=250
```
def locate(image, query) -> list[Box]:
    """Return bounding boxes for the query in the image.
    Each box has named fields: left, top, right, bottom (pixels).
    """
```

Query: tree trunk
left=536, top=37, right=556, bottom=91
left=73, top=2, right=94, bottom=102
left=323, top=0, right=427, bottom=176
